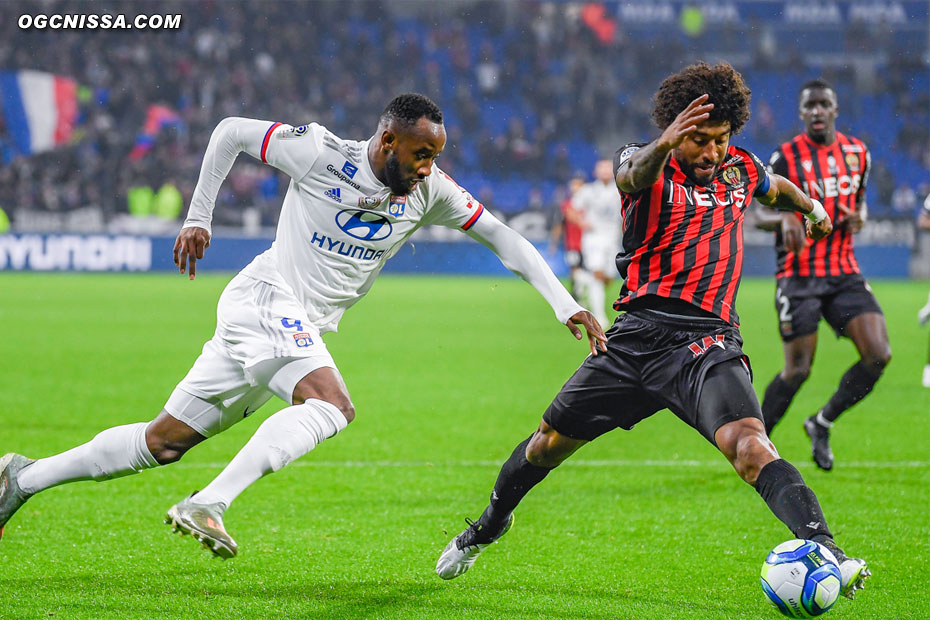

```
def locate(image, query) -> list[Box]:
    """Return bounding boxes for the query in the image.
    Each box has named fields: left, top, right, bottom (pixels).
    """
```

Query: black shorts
left=543, top=310, right=759, bottom=445
left=775, top=274, right=883, bottom=341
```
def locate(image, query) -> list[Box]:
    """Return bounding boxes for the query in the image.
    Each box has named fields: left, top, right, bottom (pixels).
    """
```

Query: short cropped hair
left=380, top=93, right=443, bottom=127
left=651, top=62, right=752, bottom=135
left=799, top=78, right=835, bottom=95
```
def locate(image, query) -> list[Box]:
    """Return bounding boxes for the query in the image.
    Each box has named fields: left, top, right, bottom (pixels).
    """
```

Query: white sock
left=575, top=270, right=595, bottom=306
left=588, top=279, right=607, bottom=326
left=18, top=422, right=158, bottom=494
left=193, top=399, right=348, bottom=509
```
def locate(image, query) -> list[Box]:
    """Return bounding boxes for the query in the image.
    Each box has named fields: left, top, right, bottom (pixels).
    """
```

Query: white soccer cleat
left=436, top=514, right=513, bottom=580
left=165, top=493, right=238, bottom=559
left=919, top=303, right=930, bottom=326
left=922, top=364, right=930, bottom=388
left=837, top=557, right=871, bottom=600
left=818, top=537, right=871, bottom=600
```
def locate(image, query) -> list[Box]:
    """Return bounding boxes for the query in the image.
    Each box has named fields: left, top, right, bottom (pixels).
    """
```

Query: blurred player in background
left=755, top=79, right=891, bottom=471
left=917, top=193, right=930, bottom=386
left=573, top=159, right=623, bottom=326
left=0, top=93, right=606, bottom=558
left=549, top=173, right=591, bottom=301
left=438, top=63, right=869, bottom=599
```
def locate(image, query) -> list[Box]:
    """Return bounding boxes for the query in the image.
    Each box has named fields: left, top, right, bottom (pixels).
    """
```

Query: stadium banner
left=0, top=232, right=913, bottom=277
left=612, top=1, right=924, bottom=25
left=0, top=70, right=78, bottom=157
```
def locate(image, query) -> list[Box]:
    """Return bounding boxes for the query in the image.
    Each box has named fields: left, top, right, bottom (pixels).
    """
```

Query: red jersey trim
left=261, top=122, right=283, bottom=163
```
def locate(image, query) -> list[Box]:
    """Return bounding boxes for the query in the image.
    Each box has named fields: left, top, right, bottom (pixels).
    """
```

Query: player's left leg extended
left=806, top=311, right=891, bottom=470
left=706, top=361, right=870, bottom=599
left=1, top=410, right=207, bottom=540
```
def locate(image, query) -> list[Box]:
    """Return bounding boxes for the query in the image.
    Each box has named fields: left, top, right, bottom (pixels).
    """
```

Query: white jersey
left=572, top=180, right=622, bottom=242
left=184, top=118, right=582, bottom=334
left=241, top=122, right=486, bottom=333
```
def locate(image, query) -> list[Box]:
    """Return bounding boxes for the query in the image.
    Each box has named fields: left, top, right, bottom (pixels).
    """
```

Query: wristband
left=804, top=199, right=827, bottom=223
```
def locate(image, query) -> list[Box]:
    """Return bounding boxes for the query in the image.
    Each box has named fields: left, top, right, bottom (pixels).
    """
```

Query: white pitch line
left=172, top=459, right=930, bottom=469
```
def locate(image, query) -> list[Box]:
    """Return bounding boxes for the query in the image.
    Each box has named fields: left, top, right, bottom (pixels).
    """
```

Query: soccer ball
left=760, top=539, right=842, bottom=618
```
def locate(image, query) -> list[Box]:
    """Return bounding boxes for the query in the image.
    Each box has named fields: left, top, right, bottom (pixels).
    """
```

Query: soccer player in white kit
left=918, top=192, right=930, bottom=386
left=0, top=94, right=607, bottom=558
left=572, top=159, right=623, bottom=326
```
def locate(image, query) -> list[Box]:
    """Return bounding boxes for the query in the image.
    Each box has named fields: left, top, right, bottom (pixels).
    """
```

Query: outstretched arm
left=756, top=173, right=832, bottom=240
left=466, top=210, right=607, bottom=355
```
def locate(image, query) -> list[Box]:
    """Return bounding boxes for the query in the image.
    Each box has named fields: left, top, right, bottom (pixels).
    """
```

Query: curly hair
left=380, top=93, right=443, bottom=127
left=651, top=62, right=752, bottom=134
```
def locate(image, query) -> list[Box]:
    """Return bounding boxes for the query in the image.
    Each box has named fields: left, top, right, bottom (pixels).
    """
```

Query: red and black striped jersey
left=612, top=143, right=771, bottom=325
left=769, top=132, right=870, bottom=278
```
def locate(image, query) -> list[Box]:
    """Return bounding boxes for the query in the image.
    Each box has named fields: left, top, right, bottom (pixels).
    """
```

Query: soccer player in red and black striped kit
left=437, top=63, right=870, bottom=599
left=755, top=79, right=891, bottom=471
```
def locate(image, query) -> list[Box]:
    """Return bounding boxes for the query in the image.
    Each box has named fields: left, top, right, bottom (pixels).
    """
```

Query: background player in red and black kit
left=437, top=63, right=870, bottom=599
left=755, top=79, right=891, bottom=471
left=549, top=174, right=590, bottom=301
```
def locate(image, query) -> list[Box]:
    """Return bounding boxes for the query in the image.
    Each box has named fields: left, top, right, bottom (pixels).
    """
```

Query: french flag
left=0, top=70, right=78, bottom=157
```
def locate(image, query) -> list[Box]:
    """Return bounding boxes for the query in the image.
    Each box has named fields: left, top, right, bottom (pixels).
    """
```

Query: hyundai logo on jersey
left=324, top=188, right=342, bottom=203
left=341, top=161, right=358, bottom=178
left=335, top=209, right=393, bottom=241
left=388, top=195, right=406, bottom=216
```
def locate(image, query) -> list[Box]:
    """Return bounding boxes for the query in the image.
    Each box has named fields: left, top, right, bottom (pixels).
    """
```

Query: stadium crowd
left=0, top=0, right=926, bottom=229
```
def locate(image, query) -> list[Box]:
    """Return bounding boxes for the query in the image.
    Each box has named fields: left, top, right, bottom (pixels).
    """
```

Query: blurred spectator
left=892, top=184, right=918, bottom=218
left=0, top=0, right=924, bottom=229
left=153, top=182, right=183, bottom=220
left=128, top=185, right=155, bottom=218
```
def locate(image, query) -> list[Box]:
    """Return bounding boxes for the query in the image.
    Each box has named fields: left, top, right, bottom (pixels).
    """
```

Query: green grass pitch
left=1, top=272, right=928, bottom=620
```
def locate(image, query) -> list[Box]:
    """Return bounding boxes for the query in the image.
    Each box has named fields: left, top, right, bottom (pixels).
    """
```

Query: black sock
left=821, top=361, right=882, bottom=423
left=761, top=374, right=801, bottom=434
left=478, top=435, right=552, bottom=533
left=754, top=459, right=832, bottom=540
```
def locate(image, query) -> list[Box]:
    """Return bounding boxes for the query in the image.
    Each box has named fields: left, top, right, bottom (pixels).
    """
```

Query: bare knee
left=144, top=431, right=194, bottom=465
left=332, top=398, right=356, bottom=424
left=525, top=426, right=585, bottom=468
left=145, top=411, right=205, bottom=465
left=733, top=435, right=779, bottom=484
left=296, top=390, right=355, bottom=425
left=861, top=346, right=892, bottom=373
left=715, top=420, right=779, bottom=485
left=781, top=365, right=810, bottom=388
left=292, top=367, right=356, bottom=424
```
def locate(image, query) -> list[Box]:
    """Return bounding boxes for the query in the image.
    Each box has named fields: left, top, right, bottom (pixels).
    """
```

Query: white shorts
left=581, top=234, right=619, bottom=275
left=164, top=273, right=337, bottom=437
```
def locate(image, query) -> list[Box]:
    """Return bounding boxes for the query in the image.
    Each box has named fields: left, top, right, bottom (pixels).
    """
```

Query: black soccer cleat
left=804, top=416, right=834, bottom=471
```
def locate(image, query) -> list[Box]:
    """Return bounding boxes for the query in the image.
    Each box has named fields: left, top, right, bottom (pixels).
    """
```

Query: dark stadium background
left=0, top=0, right=927, bottom=277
